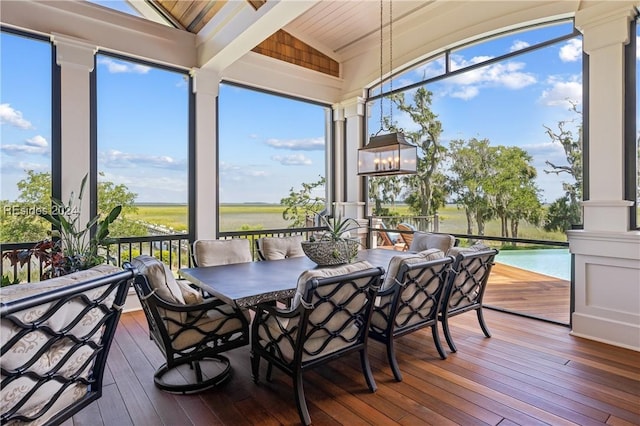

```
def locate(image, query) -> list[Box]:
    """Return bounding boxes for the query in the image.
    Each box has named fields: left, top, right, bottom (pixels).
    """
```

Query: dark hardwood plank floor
left=485, top=263, right=570, bottom=324
left=66, top=308, right=639, bottom=426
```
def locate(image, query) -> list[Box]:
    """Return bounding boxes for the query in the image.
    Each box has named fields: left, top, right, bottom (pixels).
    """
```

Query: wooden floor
left=485, top=263, right=570, bottom=324
left=63, top=307, right=639, bottom=426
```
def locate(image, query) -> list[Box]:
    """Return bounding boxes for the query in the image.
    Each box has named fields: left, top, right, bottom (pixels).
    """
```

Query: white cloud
left=26, top=135, right=48, bottom=148
left=271, top=154, right=313, bottom=166
left=540, top=76, right=582, bottom=108
left=443, top=56, right=536, bottom=100
left=0, top=104, right=32, bottom=129
left=510, top=40, right=530, bottom=52
left=0, top=160, right=49, bottom=174
left=97, top=57, right=151, bottom=74
left=1, top=135, right=49, bottom=155
left=450, top=86, right=479, bottom=100
left=265, top=137, right=324, bottom=151
left=219, top=161, right=270, bottom=179
left=100, top=149, right=184, bottom=169
left=559, top=39, right=582, bottom=62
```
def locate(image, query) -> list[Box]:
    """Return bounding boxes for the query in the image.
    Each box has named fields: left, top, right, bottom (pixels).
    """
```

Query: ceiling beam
left=196, top=0, right=320, bottom=73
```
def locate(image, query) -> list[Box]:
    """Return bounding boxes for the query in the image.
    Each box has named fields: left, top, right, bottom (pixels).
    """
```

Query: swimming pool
left=495, top=248, right=571, bottom=281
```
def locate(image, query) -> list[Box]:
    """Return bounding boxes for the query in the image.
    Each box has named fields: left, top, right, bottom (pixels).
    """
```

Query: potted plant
left=2, top=174, right=122, bottom=281
left=301, top=214, right=361, bottom=266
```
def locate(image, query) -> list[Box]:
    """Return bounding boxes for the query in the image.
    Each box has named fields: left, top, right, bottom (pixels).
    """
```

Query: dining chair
left=439, top=247, right=499, bottom=352
left=131, top=255, right=249, bottom=393
left=192, top=238, right=252, bottom=266
left=408, top=231, right=457, bottom=253
left=397, top=223, right=416, bottom=251
left=256, top=235, right=305, bottom=260
left=369, top=249, right=453, bottom=381
left=250, top=261, right=384, bottom=425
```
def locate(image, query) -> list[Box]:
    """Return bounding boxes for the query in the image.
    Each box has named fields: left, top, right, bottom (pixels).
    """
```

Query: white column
left=335, top=96, right=368, bottom=245
left=190, top=68, right=219, bottom=239
left=336, top=97, right=366, bottom=220
left=332, top=104, right=345, bottom=207
left=570, top=2, right=640, bottom=351
left=52, top=34, right=96, bottom=228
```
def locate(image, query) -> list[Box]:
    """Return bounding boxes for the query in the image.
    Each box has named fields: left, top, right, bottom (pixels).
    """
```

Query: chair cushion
left=193, top=239, right=252, bottom=266
left=381, top=249, right=444, bottom=291
left=260, top=260, right=376, bottom=363
left=171, top=304, right=247, bottom=351
left=409, top=232, right=456, bottom=253
left=132, top=255, right=185, bottom=305
left=259, top=235, right=305, bottom=260
left=291, top=260, right=375, bottom=309
left=446, top=242, right=490, bottom=258
left=176, top=279, right=204, bottom=305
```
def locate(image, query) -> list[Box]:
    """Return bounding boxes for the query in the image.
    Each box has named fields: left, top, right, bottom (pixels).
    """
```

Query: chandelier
left=358, top=0, right=417, bottom=177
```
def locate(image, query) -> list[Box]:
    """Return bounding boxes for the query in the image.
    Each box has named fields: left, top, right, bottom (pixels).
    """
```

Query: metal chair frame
left=1, top=267, right=135, bottom=425
left=439, top=249, right=498, bottom=352
left=369, top=256, right=453, bottom=381
left=132, top=273, right=249, bottom=394
left=250, top=266, right=384, bottom=425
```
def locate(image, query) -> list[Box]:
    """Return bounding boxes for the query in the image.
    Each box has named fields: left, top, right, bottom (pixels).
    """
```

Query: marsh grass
left=131, top=203, right=567, bottom=242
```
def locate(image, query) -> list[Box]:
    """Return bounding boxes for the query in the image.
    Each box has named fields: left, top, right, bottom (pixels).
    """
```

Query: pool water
left=495, top=248, right=571, bottom=281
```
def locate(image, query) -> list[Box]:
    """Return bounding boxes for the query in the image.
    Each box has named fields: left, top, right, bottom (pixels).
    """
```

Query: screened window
left=0, top=30, right=52, bottom=243
left=218, top=83, right=328, bottom=231
left=96, top=53, right=189, bottom=237
left=367, top=20, right=583, bottom=238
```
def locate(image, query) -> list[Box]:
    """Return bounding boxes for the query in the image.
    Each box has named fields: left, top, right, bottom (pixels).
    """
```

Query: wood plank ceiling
left=151, top=0, right=339, bottom=77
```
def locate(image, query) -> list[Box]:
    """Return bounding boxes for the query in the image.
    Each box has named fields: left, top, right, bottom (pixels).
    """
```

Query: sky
left=1, top=2, right=638, bottom=206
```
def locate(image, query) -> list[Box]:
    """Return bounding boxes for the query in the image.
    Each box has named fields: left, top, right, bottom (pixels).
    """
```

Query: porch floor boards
left=64, top=307, right=639, bottom=425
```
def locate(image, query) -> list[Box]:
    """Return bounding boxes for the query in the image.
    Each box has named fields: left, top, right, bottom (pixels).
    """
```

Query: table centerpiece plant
left=301, top=214, right=361, bottom=266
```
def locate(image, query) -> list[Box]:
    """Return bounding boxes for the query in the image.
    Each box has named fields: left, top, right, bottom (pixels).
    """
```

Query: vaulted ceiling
left=135, top=0, right=432, bottom=79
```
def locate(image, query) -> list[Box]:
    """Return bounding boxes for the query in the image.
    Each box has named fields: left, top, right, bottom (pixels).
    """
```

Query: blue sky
left=1, top=2, right=636, bottom=206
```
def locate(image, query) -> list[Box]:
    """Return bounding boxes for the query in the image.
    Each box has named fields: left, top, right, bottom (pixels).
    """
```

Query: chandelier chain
left=389, top=0, right=393, bottom=126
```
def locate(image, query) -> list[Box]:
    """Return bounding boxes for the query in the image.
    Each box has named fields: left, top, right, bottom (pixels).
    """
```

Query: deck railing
left=1, top=223, right=571, bottom=326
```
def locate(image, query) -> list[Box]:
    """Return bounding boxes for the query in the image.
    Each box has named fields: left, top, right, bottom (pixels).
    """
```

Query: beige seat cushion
left=193, top=239, right=252, bottom=266
left=409, top=232, right=456, bottom=253
left=259, top=235, right=305, bottom=260
left=259, top=261, right=377, bottom=362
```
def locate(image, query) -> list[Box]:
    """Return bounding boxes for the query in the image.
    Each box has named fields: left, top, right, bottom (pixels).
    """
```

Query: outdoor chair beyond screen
left=369, top=249, right=453, bottom=381
left=131, top=255, right=249, bottom=393
left=250, top=261, right=384, bottom=425
left=256, top=235, right=305, bottom=260
left=396, top=223, right=416, bottom=251
left=439, top=247, right=498, bottom=352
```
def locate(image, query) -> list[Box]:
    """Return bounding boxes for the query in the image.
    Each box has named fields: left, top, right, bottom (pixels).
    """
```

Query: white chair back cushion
left=132, top=255, right=185, bottom=304
left=193, top=239, right=252, bottom=266
left=409, top=232, right=455, bottom=253
left=259, top=235, right=305, bottom=260
left=381, top=249, right=444, bottom=291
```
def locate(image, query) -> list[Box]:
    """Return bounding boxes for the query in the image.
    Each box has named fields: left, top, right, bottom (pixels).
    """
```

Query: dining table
left=179, top=248, right=401, bottom=309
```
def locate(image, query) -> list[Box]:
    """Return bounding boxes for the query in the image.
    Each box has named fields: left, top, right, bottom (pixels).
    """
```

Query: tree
left=1, top=171, right=142, bottom=243
left=0, top=171, right=51, bottom=243
left=280, top=176, right=326, bottom=228
left=368, top=175, right=403, bottom=217
left=486, top=146, right=542, bottom=240
left=447, top=138, right=495, bottom=236
left=543, top=102, right=583, bottom=231
left=390, top=87, right=448, bottom=219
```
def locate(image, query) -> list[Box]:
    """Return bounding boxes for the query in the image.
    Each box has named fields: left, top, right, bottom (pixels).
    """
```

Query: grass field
left=131, top=203, right=567, bottom=242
